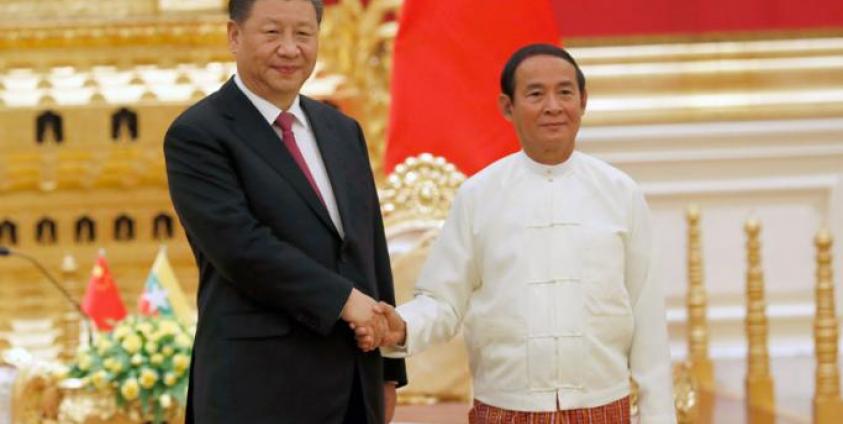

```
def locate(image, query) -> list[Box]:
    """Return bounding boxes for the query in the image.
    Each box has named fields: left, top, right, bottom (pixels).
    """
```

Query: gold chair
left=1, top=348, right=64, bottom=424
left=380, top=153, right=470, bottom=403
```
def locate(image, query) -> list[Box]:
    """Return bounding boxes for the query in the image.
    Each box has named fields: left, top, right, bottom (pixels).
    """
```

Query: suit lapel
left=216, top=80, right=339, bottom=237
left=301, top=97, right=355, bottom=242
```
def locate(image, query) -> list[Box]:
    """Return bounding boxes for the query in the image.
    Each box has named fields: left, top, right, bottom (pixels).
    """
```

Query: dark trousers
left=343, top=367, right=368, bottom=424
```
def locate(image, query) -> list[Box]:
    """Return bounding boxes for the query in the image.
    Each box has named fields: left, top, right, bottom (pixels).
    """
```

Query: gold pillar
left=744, top=218, right=775, bottom=422
left=59, top=253, right=81, bottom=361
left=813, top=229, right=843, bottom=423
left=686, top=205, right=713, bottom=387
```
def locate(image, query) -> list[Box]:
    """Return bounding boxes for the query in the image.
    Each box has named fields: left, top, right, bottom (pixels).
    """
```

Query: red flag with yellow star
left=82, top=253, right=127, bottom=331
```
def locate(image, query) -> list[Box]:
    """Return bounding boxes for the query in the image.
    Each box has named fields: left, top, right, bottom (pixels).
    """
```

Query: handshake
left=340, top=288, right=407, bottom=352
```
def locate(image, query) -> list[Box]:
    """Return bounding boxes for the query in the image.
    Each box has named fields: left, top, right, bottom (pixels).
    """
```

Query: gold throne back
left=380, top=154, right=470, bottom=403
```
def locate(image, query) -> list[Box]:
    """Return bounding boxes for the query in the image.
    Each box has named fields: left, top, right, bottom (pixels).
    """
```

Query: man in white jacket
left=357, top=44, right=675, bottom=423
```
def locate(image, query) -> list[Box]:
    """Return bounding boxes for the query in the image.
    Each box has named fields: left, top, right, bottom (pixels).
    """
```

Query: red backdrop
left=551, top=0, right=843, bottom=37
left=368, top=0, right=843, bottom=175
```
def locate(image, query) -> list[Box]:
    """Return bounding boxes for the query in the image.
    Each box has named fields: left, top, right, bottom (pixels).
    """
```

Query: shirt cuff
left=380, top=340, right=409, bottom=358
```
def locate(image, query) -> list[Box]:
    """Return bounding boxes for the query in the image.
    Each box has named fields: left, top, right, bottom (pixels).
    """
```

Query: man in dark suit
left=163, top=0, right=406, bottom=422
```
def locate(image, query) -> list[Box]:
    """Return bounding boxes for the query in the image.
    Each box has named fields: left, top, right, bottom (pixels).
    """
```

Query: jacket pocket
left=221, top=312, right=292, bottom=339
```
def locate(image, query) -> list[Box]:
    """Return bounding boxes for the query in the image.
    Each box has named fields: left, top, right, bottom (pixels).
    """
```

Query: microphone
left=0, top=246, right=93, bottom=347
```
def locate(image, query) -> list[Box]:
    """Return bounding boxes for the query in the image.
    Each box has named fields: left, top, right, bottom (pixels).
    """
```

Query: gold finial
left=175, top=72, right=192, bottom=84
left=745, top=217, right=760, bottom=234
left=813, top=228, right=843, bottom=422
left=815, top=229, right=832, bottom=249
left=89, top=91, right=106, bottom=104
left=140, top=89, right=157, bottom=101
left=686, top=204, right=701, bottom=222
left=686, top=204, right=713, bottom=387
left=129, top=73, right=145, bottom=85
left=190, top=88, right=206, bottom=100
left=37, top=77, right=53, bottom=89
left=83, top=75, right=98, bottom=88
left=61, top=253, right=78, bottom=273
left=38, top=94, right=57, bottom=106
left=744, top=217, right=774, bottom=419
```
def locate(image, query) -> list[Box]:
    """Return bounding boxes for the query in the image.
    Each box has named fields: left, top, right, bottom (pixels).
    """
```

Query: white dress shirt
left=234, top=74, right=344, bottom=238
left=383, top=151, right=675, bottom=422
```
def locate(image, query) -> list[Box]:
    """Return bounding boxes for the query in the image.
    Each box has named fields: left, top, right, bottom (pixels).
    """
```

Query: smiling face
left=228, top=0, right=319, bottom=110
left=499, top=54, right=587, bottom=165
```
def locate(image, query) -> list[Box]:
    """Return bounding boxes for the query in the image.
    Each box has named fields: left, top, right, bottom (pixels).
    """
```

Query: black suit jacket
left=164, top=79, right=406, bottom=423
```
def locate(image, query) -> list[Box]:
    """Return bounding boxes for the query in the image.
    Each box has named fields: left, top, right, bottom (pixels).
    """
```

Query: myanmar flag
left=138, top=246, right=194, bottom=324
left=82, top=253, right=127, bottom=331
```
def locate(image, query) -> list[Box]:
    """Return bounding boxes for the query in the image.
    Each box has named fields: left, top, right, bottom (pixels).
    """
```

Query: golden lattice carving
left=379, top=153, right=465, bottom=225
left=685, top=205, right=713, bottom=388
left=320, top=0, right=401, bottom=179
left=0, top=0, right=157, bottom=19
left=0, top=0, right=223, bottom=20
left=0, top=146, right=166, bottom=193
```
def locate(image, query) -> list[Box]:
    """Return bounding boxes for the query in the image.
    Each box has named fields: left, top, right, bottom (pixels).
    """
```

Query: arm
left=381, top=189, right=479, bottom=358
left=625, top=189, right=676, bottom=423
left=165, top=121, right=366, bottom=335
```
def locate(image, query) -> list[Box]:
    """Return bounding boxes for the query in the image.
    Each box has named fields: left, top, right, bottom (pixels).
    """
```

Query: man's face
left=228, top=0, right=318, bottom=107
left=499, top=55, right=587, bottom=165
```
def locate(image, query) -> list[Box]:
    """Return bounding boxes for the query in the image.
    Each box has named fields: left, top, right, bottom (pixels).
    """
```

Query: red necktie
left=274, top=112, right=325, bottom=206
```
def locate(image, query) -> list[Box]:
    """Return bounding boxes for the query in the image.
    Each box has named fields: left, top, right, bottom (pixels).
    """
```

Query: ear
left=498, top=94, right=514, bottom=121
left=228, top=20, right=241, bottom=55
left=579, top=87, right=588, bottom=113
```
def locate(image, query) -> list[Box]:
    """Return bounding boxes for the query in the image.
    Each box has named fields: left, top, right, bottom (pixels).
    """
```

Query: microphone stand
left=0, top=246, right=94, bottom=347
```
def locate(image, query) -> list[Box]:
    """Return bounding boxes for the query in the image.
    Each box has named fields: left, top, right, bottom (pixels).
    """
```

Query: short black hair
left=229, top=0, right=324, bottom=24
left=500, top=44, right=586, bottom=99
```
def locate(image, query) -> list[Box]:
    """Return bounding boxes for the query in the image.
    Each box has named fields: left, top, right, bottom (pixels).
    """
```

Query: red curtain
left=385, top=0, right=560, bottom=175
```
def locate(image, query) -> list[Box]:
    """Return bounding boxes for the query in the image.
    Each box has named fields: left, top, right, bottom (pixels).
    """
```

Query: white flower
left=121, top=378, right=140, bottom=400
left=139, top=368, right=158, bottom=389
left=131, top=354, right=144, bottom=366
left=159, top=394, right=172, bottom=409
left=121, top=334, right=142, bottom=354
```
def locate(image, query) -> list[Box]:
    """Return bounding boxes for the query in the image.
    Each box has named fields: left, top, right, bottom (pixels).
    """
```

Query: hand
left=341, top=288, right=382, bottom=323
left=354, top=302, right=406, bottom=351
left=384, top=382, right=397, bottom=423
left=380, top=302, right=407, bottom=347
left=351, top=312, right=387, bottom=352
left=342, top=288, right=386, bottom=347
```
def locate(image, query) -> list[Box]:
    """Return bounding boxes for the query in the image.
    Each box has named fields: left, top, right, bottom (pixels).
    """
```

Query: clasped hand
left=340, top=289, right=405, bottom=352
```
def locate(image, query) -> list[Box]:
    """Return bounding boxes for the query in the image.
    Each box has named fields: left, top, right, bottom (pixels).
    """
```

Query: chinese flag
left=385, top=0, right=561, bottom=175
left=82, top=254, right=127, bottom=331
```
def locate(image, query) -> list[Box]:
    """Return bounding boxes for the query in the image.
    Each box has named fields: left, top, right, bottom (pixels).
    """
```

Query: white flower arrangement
left=68, top=315, right=193, bottom=423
